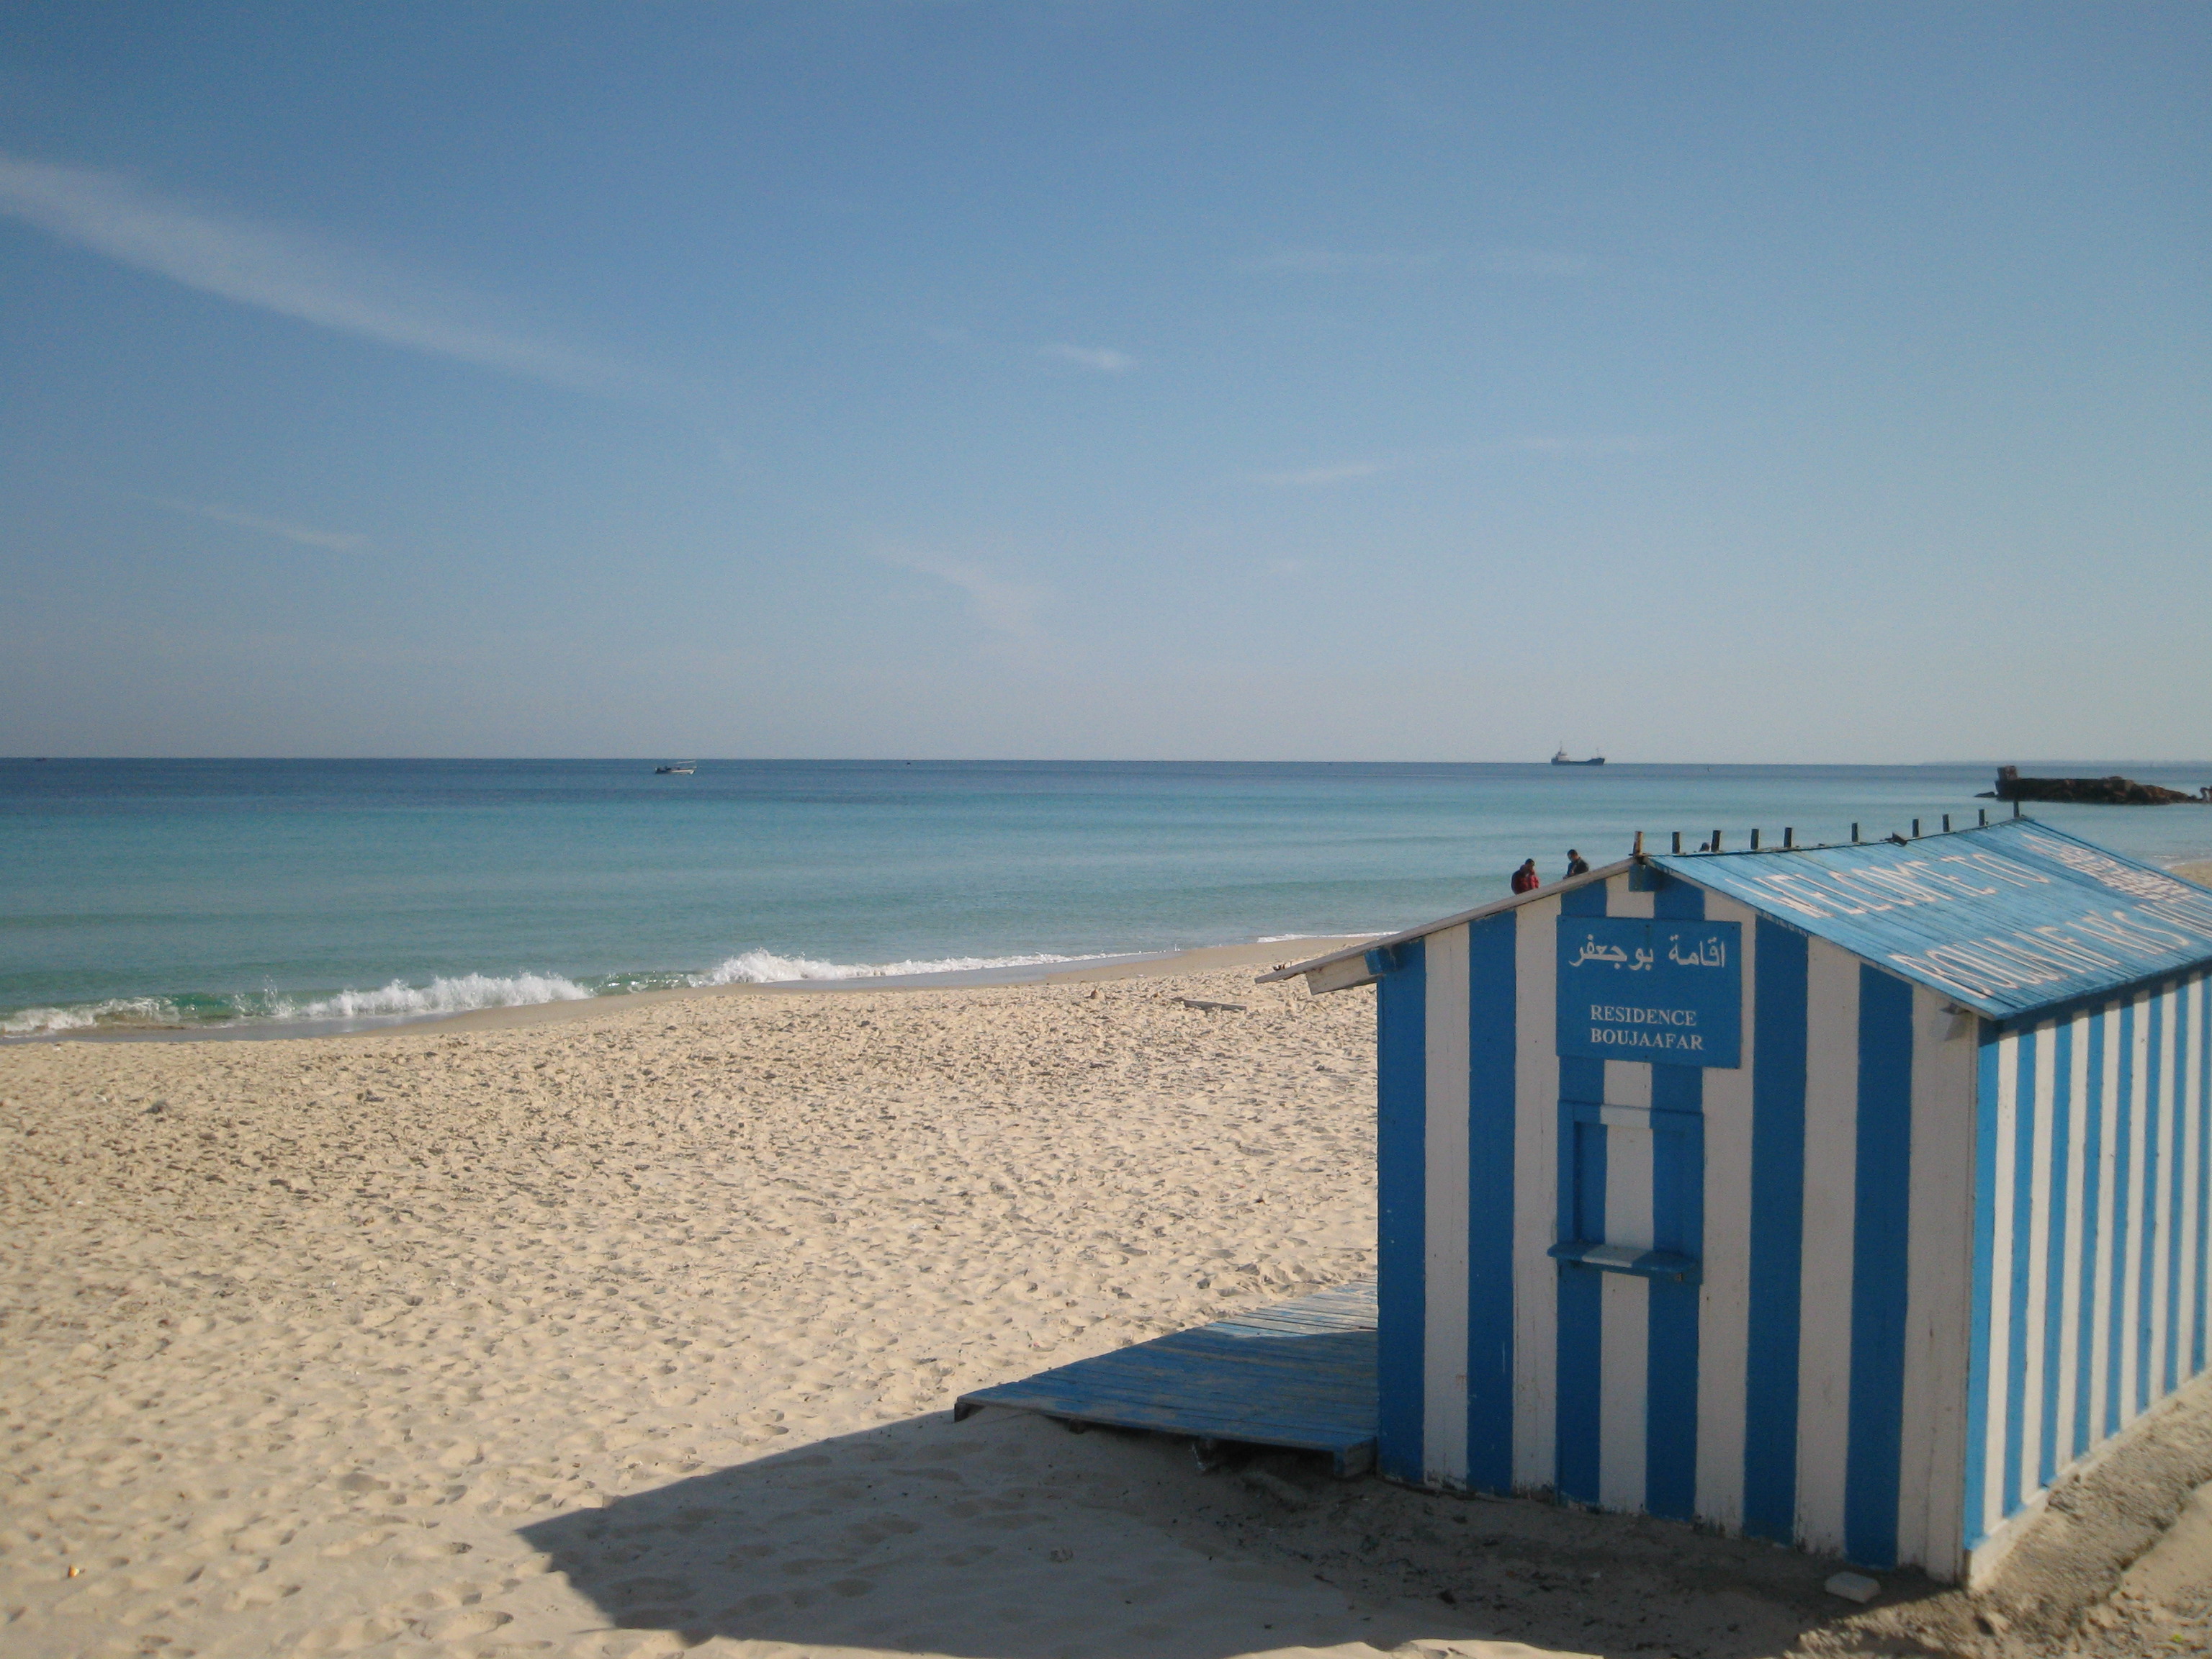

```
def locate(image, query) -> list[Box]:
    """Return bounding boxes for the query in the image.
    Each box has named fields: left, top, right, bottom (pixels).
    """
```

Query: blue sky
left=2, top=3, right=2206, bottom=760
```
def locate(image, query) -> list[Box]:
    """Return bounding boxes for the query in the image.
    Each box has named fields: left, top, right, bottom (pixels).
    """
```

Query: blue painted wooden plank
left=955, top=1280, right=1381, bottom=1468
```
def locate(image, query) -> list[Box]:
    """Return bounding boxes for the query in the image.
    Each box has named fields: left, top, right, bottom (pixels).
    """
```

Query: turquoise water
left=4, top=759, right=2209, bottom=1037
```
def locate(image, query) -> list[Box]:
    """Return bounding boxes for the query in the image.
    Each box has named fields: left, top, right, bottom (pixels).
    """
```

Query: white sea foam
left=2, top=947, right=1169, bottom=1038
left=289, top=972, right=596, bottom=1020
left=1, top=974, right=598, bottom=1038
left=1, top=997, right=184, bottom=1036
left=696, top=948, right=1105, bottom=984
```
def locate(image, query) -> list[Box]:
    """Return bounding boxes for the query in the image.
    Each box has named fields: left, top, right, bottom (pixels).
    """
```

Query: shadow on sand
left=520, top=1407, right=1450, bottom=1659
left=521, top=1406, right=1952, bottom=1659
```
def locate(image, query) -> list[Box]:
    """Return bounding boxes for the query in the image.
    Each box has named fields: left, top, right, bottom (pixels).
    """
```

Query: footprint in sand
left=127, top=1563, right=204, bottom=1591
left=413, top=1608, right=512, bottom=1640
left=393, top=1539, right=472, bottom=1562
left=407, top=1583, right=498, bottom=1610
left=294, top=1614, right=408, bottom=1653
left=220, top=1581, right=300, bottom=1610
left=318, top=1529, right=400, bottom=1558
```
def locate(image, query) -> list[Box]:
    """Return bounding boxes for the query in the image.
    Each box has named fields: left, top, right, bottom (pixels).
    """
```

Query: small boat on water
left=654, top=762, right=696, bottom=775
left=1550, top=747, right=1605, bottom=766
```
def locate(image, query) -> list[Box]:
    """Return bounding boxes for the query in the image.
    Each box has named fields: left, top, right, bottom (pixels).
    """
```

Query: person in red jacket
left=1511, top=858, right=1540, bottom=894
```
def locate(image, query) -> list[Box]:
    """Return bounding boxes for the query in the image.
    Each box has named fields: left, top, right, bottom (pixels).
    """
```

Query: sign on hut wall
left=1555, top=917, right=1743, bottom=1066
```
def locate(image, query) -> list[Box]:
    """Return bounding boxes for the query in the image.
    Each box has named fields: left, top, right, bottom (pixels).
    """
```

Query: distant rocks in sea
left=1984, top=765, right=2212, bottom=806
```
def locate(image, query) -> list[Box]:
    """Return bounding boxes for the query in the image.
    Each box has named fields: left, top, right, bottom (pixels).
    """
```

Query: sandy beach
left=9, top=962, right=2212, bottom=1659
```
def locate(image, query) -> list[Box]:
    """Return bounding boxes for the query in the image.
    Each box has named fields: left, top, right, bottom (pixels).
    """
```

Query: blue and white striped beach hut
left=1267, top=820, right=2212, bottom=1583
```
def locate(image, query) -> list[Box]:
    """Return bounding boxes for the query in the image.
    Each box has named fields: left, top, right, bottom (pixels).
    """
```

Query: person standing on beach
left=1563, top=848, right=1590, bottom=878
left=1511, top=859, right=1540, bottom=894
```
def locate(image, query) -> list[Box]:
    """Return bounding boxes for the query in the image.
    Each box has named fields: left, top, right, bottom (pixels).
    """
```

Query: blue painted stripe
left=1554, top=1209, right=1604, bottom=1503
left=2198, top=977, right=2211, bottom=1380
left=2139, top=992, right=2163, bottom=1413
left=1553, top=878, right=1609, bottom=1505
left=2074, top=1006, right=2106, bottom=1459
left=1645, top=873, right=1704, bottom=1521
left=1375, top=938, right=1428, bottom=1485
left=1962, top=1023, right=2004, bottom=1549
left=1743, top=918, right=1807, bottom=1544
left=2169, top=985, right=2189, bottom=1395
left=1552, top=1075, right=1604, bottom=1504
left=1465, top=912, right=1519, bottom=1493
left=2106, top=998, right=2134, bottom=1439
left=1845, top=966, right=1913, bottom=1568
left=2039, top=1017, right=2074, bottom=1488
left=2002, top=1027, right=2036, bottom=1520
left=1556, top=1103, right=1606, bottom=1493
left=2154, top=988, right=2177, bottom=1399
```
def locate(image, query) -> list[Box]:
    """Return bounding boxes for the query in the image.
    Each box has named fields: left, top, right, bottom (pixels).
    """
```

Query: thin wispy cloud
left=1237, top=246, right=1589, bottom=278
left=877, top=547, right=1049, bottom=653
left=1481, top=248, right=1591, bottom=278
left=0, top=153, right=629, bottom=390
left=1237, top=248, right=1439, bottom=276
left=1041, top=343, right=1135, bottom=373
left=151, top=497, right=372, bottom=552
left=1511, top=435, right=1650, bottom=457
left=1246, top=433, right=1650, bottom=487
left=1245, top=457, right=1406, bottom=487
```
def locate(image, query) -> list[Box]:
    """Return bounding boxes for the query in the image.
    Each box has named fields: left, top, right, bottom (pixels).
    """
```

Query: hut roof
left=1266, top=821, right=2212, bottom=1021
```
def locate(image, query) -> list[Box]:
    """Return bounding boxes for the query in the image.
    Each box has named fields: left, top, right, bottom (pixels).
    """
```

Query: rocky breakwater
left=1989, top=765, right=2212, bottom=805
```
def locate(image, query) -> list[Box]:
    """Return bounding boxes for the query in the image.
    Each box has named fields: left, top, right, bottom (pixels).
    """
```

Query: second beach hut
left=1265, top=819, right=2212, bottom=1583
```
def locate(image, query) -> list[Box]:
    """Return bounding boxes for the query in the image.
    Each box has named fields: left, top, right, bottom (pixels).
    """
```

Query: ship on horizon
left=1550, top=747, right=1606, bottom=766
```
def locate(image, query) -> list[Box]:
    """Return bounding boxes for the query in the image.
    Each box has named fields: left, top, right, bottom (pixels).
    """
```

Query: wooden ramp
left=953, top=1280, right=1378, bottom=1475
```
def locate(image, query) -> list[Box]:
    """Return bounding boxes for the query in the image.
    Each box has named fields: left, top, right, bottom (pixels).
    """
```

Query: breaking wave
left=289, top=972, right=596, bottom=1020
left=696, top=948, right=1101, bottom=984
left=0, top=971, right=598, bottom=1037
left=1, top=996, right=187, bottom=1037
left=1, top=950, right=1125, bottom=1037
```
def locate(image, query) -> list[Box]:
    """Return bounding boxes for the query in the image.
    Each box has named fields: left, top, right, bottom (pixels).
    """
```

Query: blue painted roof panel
left=1654, top=819, right=2212, bottom=1020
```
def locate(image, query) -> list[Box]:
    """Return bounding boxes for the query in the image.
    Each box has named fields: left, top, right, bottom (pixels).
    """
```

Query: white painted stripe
left=2019, top=1021, right=2056, bottom=1505
left=1604, top=1060, right=1653, bottom=1109
left=2121, top=993, right=2150, bottom=1425
left=1898, top=989, right=1977, bottom=1583
left=2054, top=1007, right=2090, bottom=1469
left=2087, top=1004, right=2119, bottom=1449
left=1601, top=873, right=1654, bottom=1118
left=1609, top=877, right=1655, bottom=922
left=1606, top=1123, right=1657, bottom=1252
left=2184, top=976, right=2206, bottom=1385
left=2152, top=986, right=2177, bottom=1398
left=1511, top=896, right=1561, bottom=1491
left=1599, top=1271, right=1650, bottom=1512
left=1795, top=938, right=1861, bottom=1556
left=1982, top=1030, right=2020, bottom=1539
left=1423, top=922, right=1473, bottom=1486
left=1694, top=893, right=1755, bottom=1535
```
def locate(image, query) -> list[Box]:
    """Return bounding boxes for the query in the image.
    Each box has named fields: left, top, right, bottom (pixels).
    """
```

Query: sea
left=5, top=758, right=2211, bottom=1040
